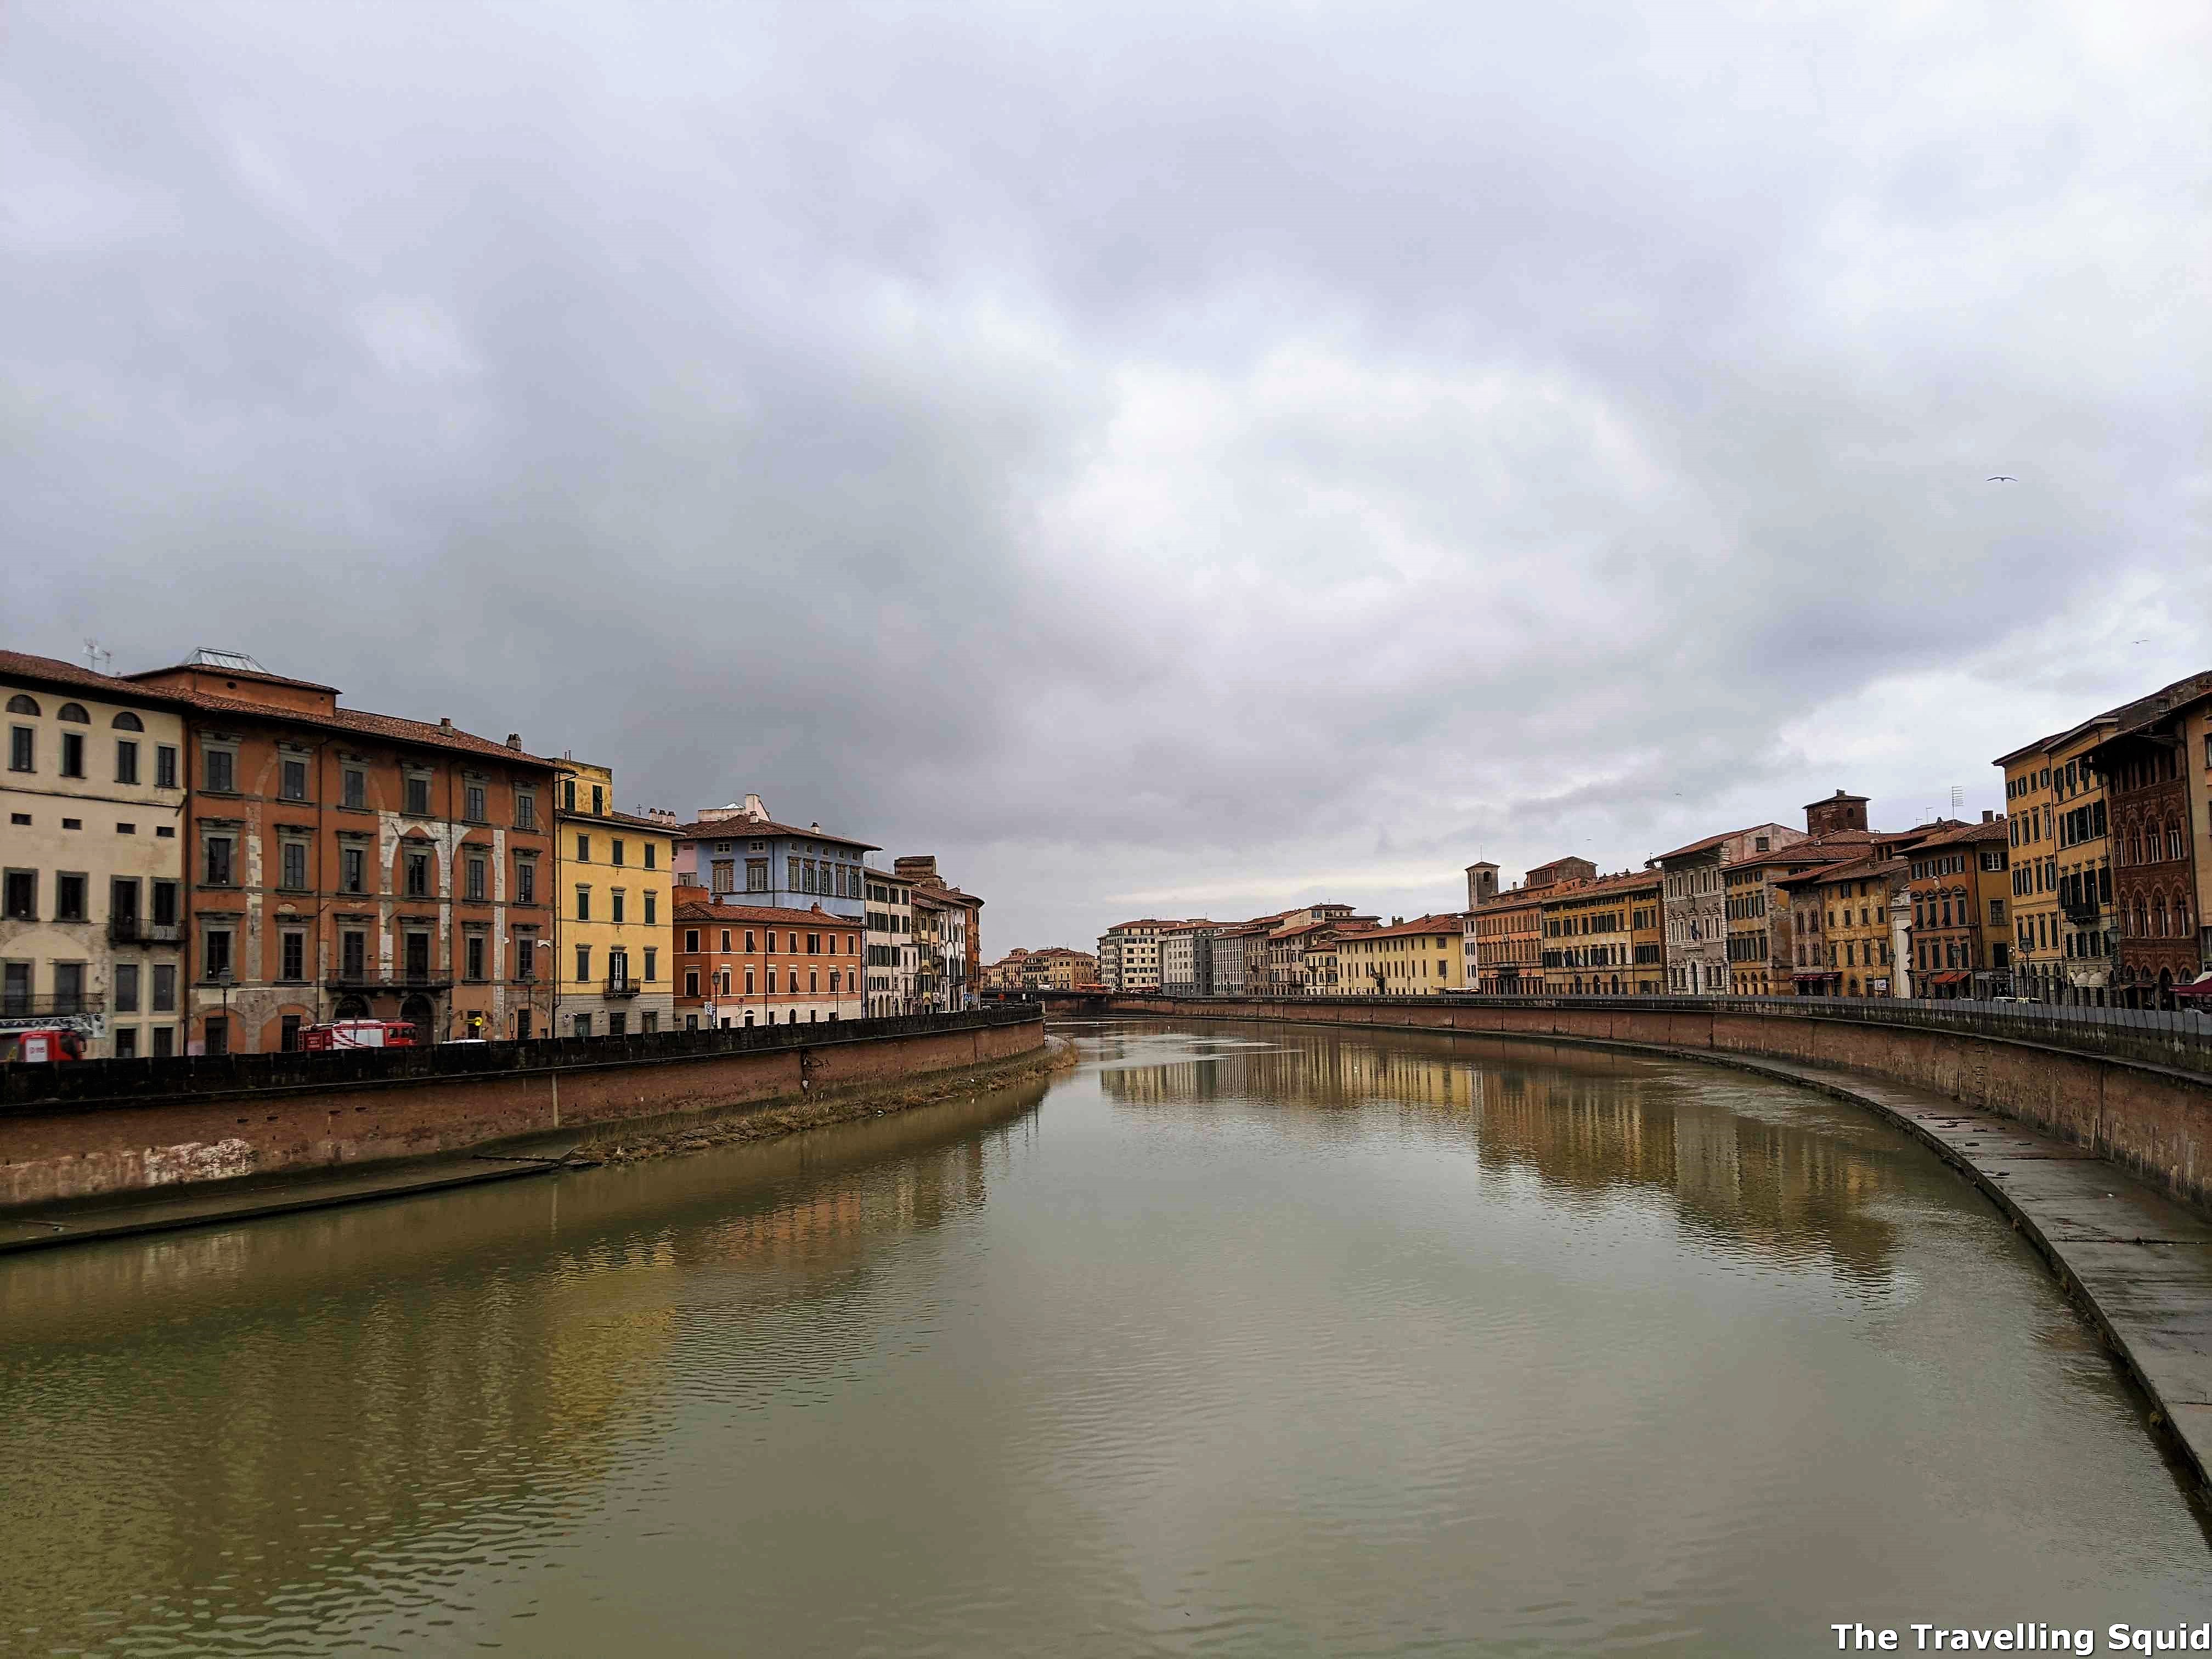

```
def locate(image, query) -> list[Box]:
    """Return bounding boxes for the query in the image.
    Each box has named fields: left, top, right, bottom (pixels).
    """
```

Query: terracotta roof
left=1907, top=817, right=2009, bottom=849
left=673, top=898, right=857, bottom=928
left=127, top=659, right=341, bottom=695
left=1775, top=855, right=1888, bottom=891
left=1350, top=912, right=1473, bottom=940
left=558, top=804, right=679, bottom=834
left=0, top=650, right=194, bottom=708
left=674, top=816, right=879, bottom=851
left=145, top=685, right=562, bottom=769
left=1547, top=870, right=1661, bottom=902
left=1648, top=823, right=1798, bottom=865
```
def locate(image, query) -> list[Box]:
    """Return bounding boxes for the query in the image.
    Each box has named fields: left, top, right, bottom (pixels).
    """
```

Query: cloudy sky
left=5, top=0, right=2207, bottom=952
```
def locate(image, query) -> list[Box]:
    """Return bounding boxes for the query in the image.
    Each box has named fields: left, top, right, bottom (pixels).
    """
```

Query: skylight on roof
left=192, top=648, right=268, bottom=672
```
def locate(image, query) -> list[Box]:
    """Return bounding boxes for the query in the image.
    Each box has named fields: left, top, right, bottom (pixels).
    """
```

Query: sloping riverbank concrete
left=1088, top=1003, right=2212, bottom=1498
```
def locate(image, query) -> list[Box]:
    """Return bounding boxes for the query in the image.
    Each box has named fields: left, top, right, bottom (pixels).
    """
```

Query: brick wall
left=2, top=1011, right=1043, bottom=1211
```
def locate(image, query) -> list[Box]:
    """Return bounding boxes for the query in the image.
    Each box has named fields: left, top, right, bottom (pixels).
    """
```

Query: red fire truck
left=298, top=1020, right=419, bottom=1051
left=1, top=1029, right=86, bottom=1063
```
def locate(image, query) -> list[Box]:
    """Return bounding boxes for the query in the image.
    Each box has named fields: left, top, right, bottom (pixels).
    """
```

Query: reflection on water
left=3, top=1022, right=2208, bottom=1657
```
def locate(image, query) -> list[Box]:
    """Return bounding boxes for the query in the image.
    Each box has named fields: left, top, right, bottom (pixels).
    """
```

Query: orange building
left=120, top=650, right=558, bottom=1053
left=1467, top=855, right=1594, bottom=993
left=673, top=894, right=863, bottom=1028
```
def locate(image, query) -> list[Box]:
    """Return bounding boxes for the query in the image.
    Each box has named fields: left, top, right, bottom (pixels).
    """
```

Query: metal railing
left=106, top=918, right=183, bottom=945
left=1, top=994, right=107, bottom=1019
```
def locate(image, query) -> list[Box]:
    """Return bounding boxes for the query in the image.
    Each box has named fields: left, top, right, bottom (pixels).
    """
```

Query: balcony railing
left=1, top=993, right=107, bottom=1019
left=603, top=974, right=641, bottom=998
left=322, top=974, right=455, bottom=994
left=2061, top=896, right=2103, bottom=924
left=108, top=918, right=183, bottom=946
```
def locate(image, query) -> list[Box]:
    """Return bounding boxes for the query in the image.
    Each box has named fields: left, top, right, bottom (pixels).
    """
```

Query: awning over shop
left=1928, top=971, right=1970, bottom=986
left=2174, top=973, right=2212, bottom=1001
left=1792, top=970, right=1838, bottom=980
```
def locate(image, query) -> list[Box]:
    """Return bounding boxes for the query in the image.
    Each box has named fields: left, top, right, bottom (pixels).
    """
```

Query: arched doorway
left=334, top=995, right=369, bottom=1020
left=400, top=993, right=435, bottom=1039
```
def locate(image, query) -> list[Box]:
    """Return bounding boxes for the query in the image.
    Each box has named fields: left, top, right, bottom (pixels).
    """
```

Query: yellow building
left=1539, top=873, right=1661, bottom=995
left=1997, top=709, right=2119, bottom=1006
left=1780, top=854, right=1909, bottom=998
left=1340, top=913, right=1470, bottom=995
left=553, top=760, right=676, bottom=1037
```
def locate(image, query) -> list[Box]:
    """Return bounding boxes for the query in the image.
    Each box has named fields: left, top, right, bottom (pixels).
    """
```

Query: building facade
left=864, top=866, right=918, bottom=1015
left=1903, top=816, right=2012, bottom=998
left=1540, top=873, right=1661, bottom=996
left=1340, top=914, right=1469, bottom=995
left=673, top=795, right=875, bottom=922
left=1208, top=924, right=1271, bottom=996
left=552, top=760, right=675, bottom=1037
left=1781, top=853, right=1911, bottom=999
left=1654, top=822, right=1807, bottom=994
left=895, top=856, right=982, bottom=1011
left=121, top=650, right=558, bottom=1052
left=2, top=652, right=189, bottom=1058
left=673, top=896, right=863, bottom=1027
left=1468, top=856, right=1592, bottom=994
left=2091, top=681, right=2212, bottom=1006
left=1997, top=716, right=2118, bottom=1006
left=1159, top=922, right=1217, bottom=995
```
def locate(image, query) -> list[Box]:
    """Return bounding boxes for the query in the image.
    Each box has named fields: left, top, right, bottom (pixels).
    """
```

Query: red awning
left=1792, top=970, right=1839, bottom=980
left=2174, top=975, right=2212, bottom=1001
left=1928, top=971, right=1970, bottom=986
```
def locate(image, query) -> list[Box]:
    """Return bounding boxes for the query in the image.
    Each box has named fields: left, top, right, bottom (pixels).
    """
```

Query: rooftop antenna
left=1949, top=785, right=1965, bottom=819
left=83, top=638, right=112, bottom=675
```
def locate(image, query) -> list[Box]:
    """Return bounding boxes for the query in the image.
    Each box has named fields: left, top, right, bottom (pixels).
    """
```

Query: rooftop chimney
left=1982, top=809, right=1994, bottom=822
left=506, top=733, right=521, bottom=751
left=439, top=717, right=454, bottom=730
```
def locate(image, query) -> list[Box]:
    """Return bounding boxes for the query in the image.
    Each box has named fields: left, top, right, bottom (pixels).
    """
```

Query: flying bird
left=1988, top=475, right=2017, bottom=482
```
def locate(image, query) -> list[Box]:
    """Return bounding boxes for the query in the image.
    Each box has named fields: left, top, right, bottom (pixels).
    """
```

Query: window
left=116, top=740, right=139, bottom=784
left=279, top=1014, right=303, bottom=1053
left=405, top=848, right=431, bottom=897
left=280, top=758, right=308, bottom=801
left=576, top=944, right=591, bottom=982
left=54, top=873, right=87, bottom=921
left=516, top=791, right=537, bottom=831
left=152, top=879, right=178, bottom=927
left=114, top=1026, right=139, bottom=1059
left=466, top=934, right=487, bottom=981
left=575, top=833, right=592, bottom=863
left=204, top=834, right=235, bottom=886
left=641, top=1012, right=658, bottom=1034
left=608, top=1012, right=627, bottom=1036
left=788, top=856, right=800, bottom=890
left=644, top=891, right=657, bottom=926
left=466, top=855, right=487, bottom=901
left=280, top=931, right=306, bottom=982
left=644, top=947, right=658, bottom=981
left=711, top=859, right=736, bottom=893
left=59, top=732, right=85, bottom=777
left=612, top=890, right=625, bottom=924
left=517, top=936, right=537, bottom=980
left=204, top=748, right=234, bottom=793
left=153, top=963, right=177, bottom=1012
left=341, top=845, right=366, bottom=894
left=341, top=930, right=367, bottom=979
left=465, top=783, right=486, bottom=822
left=342, top=766, right=366, bottom=809
left=115, top=963, right=140, bottom=1013
left=644, top=843, right=657, bottom=870
left=516, top=858, right=537, bottom=904
left=744, top=930, right=754, bottom=952
left=403, top=932, right=431, bottom=979
left=204, top=1017, right=230, bottom=1057
left=202, top=927, right=234, bottom=982
left=280, top=839, right=308, bottom=890
left=156, top=745, right=178, bottom=789
left=404, top=774, right=432, bottom=815
left=612, top=838, right=626, bottom=866
left=563, top=781, right=578, bottom=813
left=684, top=928, right=701, bottom=953
left=573, top=1013, right=592, bottom=1038
left=686, top=969, right=701, bottom=997
left=9, top=726, right=32, bottom=771
left=591, top=785, right=605, bottom=815
left=575, top=885, right=591, bottom=922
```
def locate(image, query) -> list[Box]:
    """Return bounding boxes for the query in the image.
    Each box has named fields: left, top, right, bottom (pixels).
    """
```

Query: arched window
left=2170, top=822, right=2186, bottom=862
left=111, top=710, right=143, bottom=731
left=2153, top=898, right=2169, bottom=938
left=5, top=694, right=38, bottom=715
left=56, top=702, right=89, bottom=723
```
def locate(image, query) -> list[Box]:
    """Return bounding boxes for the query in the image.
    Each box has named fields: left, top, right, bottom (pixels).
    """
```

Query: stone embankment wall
left=1102, top=995, right=2212, bottom=1213
left=1, top=1011, right=1045, bottom=1212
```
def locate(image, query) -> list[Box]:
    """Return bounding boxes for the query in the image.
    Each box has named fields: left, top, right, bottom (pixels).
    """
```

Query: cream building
left=2, top=651, right=189, bottom=1058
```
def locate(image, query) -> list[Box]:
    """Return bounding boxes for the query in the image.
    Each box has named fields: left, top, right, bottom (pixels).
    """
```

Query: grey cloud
left=4, top=0, right=2205, bottom=952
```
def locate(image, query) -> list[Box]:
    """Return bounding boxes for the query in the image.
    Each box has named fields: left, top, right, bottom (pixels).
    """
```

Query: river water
left=5, top=1020, right=2210, bottom=1656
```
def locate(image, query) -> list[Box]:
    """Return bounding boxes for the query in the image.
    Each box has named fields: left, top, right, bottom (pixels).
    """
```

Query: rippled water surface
left=6, top=1021, right=2211, bottom=1656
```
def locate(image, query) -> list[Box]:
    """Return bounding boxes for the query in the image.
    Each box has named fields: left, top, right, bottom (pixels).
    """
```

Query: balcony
left=2061, top=896, right=2103, bottom=924
left=323, top=973, right=455, bottom=994
left=108, top=918, right=183, bottom=946
left=603, top=974, right=641, bottom=998
left=1, top=993, right=106, bottom=1019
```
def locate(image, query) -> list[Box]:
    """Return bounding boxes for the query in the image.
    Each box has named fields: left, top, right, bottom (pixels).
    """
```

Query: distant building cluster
left=1, top=647, right=984, bottom=1058
left=1092, top=670, right=2212, bottom=1012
